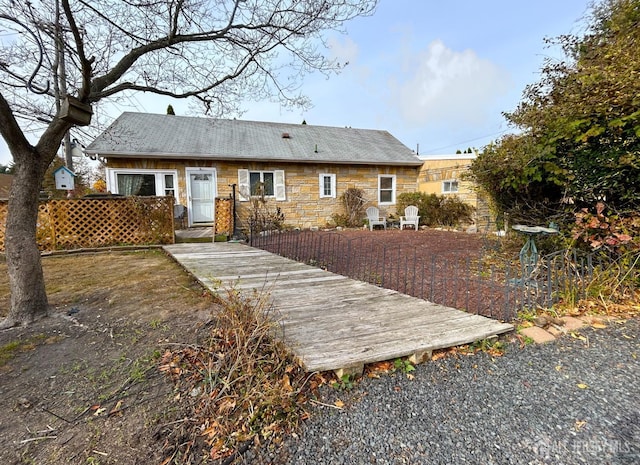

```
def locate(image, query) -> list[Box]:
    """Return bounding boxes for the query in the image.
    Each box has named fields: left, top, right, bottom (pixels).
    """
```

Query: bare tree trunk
left=1, top=148, right=50, bottom=328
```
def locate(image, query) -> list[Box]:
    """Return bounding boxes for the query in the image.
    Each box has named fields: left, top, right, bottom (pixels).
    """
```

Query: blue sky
left=0, top=0, right=592, bottom=166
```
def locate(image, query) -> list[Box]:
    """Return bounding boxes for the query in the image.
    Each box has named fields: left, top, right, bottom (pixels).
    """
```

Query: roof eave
left=88, top=151, right=423, bottom=167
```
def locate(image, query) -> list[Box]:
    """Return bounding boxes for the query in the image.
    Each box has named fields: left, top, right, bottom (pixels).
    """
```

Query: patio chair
left=400, top=205, right=420, bottom=230
left=366, top=206, right=386, bottom=231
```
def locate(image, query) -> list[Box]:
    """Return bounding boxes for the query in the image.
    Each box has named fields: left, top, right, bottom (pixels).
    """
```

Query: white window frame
left=106, top=168, right=179, bottom=197
left=250, top=171, right=275, bottom=196
left=442, top=179, right=459, bottom=194
left=319, top=173, right=336, bottom=198
left=378, top=174, right=396, bottom=205
left=237, top=169, right=286, bottom=201
left=163, top=173, right=176, bottom=197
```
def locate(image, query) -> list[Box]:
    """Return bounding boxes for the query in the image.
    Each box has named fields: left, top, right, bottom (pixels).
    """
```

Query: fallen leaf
left=217, top=398, right=236, bottom=415
left=108, top=400, right=123, bottom=417
left=488, top=348, right=504, bottom=357
left=334, top=399, right=344, bottom=409
left=591, top=323, right=607, bottom=329
left=201, top=421, right=221, bottom=439
left=368, top=361, right=394, bottom=373
left=282, top=374, right=292, bottom=392
left=431, top=352, right=447, bottom=361
left=570, top=332, right=587, bottom=342
left=209, top=439, right=228, bottom=461
left=577, top=383, right=589, bottom=389
left=93, top=407, right=106, bottom=416
left=406, top=373, right=415, bottom=380
left=310, top=373, right=329, bottom=388
left=574, top=420, right=587, bottom=431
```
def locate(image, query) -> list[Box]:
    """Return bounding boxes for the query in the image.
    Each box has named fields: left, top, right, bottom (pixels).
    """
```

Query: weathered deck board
left=164, top=242, right=513, bottom=372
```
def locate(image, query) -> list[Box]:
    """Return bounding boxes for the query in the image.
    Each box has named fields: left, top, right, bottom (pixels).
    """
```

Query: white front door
left=187, top=169, right=216, bottom=225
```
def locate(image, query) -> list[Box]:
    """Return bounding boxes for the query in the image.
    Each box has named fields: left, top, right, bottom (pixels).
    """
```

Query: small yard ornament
left=53, top=166, right=76, bottom=190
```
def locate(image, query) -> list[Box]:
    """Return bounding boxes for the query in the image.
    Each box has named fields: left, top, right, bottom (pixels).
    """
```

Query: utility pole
left=55, top=0, right=73, bottom=172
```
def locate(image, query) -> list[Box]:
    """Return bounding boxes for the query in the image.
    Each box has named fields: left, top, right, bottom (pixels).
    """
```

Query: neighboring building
left=0, top=174, right=12, bottom=200
left=418, top=153, right=491, bottom=223
left=85, top=112, right=423, bottom=229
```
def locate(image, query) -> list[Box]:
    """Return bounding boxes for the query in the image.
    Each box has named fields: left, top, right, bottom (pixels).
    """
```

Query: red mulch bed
left=252, top=228, right=527, bottom=321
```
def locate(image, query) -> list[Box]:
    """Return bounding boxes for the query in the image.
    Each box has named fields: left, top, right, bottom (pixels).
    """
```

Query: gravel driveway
left=250, top=319, right=639, bottom=465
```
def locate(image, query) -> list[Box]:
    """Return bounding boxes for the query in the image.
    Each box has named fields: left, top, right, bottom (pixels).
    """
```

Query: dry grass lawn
left=0, top=249, right=218, bottom=464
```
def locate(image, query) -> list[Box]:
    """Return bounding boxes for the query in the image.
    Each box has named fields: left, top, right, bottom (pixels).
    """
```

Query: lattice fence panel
left=36, top=203, right=55, bottom=251
left=215, top=197, right=232, bottom=235
left=0, top=202, right=54, bottom=251
left=0, top=202, right=6, bottom=252
left=0, top=197, right=174, bottom=252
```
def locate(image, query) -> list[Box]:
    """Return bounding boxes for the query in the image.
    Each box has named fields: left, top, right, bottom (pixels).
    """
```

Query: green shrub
left=330, top=213, right=354, bottom=228
left=397, top=192, right=475, bottom=228
left=440, top=196, right=475, bottom=227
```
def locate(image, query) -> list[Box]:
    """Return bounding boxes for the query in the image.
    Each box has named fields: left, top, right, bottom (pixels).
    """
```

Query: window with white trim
left=164, top=174, right=175, bottom=196
left=378, top=174, right=396, bottom=205
left=250, top=171, right=274, bottom=196
left=237, top=169, right=286, bottom=201
left=319, top=173, right=336, bottom=198
left=442, top=180, right=459, bottom=194
left=107, top=169, right=178, bottom=197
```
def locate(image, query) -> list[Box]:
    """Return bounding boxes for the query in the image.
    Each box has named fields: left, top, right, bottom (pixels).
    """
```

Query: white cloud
left=327, top=36, right=360, bottom=65
left=389, top=40, right=512, bottom=128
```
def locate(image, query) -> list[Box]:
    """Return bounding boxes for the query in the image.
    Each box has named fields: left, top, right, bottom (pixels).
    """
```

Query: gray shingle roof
left=85, top=112, right=422, bottom=166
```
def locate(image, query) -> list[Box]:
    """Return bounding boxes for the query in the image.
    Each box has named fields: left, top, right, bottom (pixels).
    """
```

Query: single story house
left=418, top=153, right=491, bottom=222
left=85, top=112, right=423, bottom=229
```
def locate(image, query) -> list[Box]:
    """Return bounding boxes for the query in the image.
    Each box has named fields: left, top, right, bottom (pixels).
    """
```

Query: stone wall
left=418, top=158, right=477, bottom=205
left=417, top=157, right=497, bottom=227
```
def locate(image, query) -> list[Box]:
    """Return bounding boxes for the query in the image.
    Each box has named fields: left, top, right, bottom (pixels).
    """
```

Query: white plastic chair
left=400, top=205, right=420, bottom=230
left=366, top=206, right=386, bottom=231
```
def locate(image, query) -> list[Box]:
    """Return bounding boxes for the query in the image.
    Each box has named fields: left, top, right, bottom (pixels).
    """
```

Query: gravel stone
left=248, top=319, right=640, bottom=465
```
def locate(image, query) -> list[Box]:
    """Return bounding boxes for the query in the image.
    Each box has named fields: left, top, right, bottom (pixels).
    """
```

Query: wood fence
left=215, top=197, right=233, bottom=236
left=0, top=196, right=175, bottom=252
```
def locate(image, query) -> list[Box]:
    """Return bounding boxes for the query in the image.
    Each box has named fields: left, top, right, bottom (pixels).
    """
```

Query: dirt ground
left=0, top=249, right=219, bottom=465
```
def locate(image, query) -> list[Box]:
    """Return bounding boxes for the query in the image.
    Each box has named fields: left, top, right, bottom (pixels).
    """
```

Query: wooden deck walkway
left=164, top=242, right=513, bottom=373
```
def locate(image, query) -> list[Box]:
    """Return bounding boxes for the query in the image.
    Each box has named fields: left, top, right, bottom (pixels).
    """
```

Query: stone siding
left=106, top=159, right=419, bottom=229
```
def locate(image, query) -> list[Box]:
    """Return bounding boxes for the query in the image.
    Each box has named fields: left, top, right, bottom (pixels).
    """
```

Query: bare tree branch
left=0, top=0, right=378, bottom=327
left=0, top=91, right=32, bottom=158
left=61, top=0, right=92, bottom=99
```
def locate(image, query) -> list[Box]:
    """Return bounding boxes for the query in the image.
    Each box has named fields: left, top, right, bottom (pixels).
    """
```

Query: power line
left=422, top=128, right=511, bottom=153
